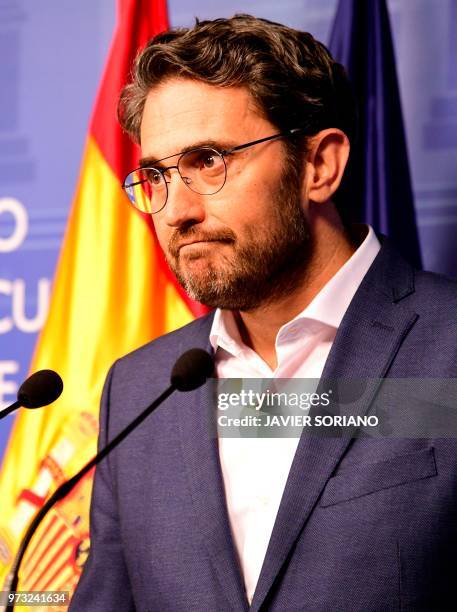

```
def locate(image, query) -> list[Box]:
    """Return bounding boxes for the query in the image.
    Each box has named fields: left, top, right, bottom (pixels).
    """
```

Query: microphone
left=0, top=370, right=63, bottom=421
left=171, top=347, right=214, bottom=391
left=2, top=348, right=213, bottom=611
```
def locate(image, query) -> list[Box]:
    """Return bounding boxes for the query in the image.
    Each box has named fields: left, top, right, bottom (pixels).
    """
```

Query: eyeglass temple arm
left=221, top=128, right=306, bottom=155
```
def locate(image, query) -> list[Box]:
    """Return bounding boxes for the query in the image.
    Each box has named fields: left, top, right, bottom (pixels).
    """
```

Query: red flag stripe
left=90, top=0, right=168, bottom=181
left=90, top=0, right=208, bottom=319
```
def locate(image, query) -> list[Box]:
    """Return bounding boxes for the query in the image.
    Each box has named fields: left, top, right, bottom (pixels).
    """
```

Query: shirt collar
left=209, top=225, right=381, bottom=354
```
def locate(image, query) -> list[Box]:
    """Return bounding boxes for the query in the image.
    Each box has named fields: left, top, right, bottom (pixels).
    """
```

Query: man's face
left=140, top=78, right=311, bottom=311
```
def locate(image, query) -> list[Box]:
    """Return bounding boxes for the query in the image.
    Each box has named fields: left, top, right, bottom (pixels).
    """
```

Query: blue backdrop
left=1, top=0, right=456, bottom=460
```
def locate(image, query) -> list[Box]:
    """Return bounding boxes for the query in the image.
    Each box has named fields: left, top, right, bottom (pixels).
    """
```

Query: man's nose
left=163, top=169, right=206, bottom=227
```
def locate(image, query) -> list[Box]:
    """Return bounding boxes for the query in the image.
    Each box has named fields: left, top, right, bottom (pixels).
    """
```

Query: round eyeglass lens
left=123, top=168, right=167, bottom=214
left=177, top=148, right=226, bottom=195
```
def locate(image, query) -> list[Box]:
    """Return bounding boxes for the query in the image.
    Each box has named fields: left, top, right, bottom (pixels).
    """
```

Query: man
left=71, top=15, right=457, bottom=611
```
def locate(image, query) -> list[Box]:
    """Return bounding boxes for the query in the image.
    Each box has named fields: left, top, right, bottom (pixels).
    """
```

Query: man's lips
left=169, top=230, right=236, bottom=259
left=174, top=238, right=234, bottom=258
left=178, top=239, right=221, bottom=250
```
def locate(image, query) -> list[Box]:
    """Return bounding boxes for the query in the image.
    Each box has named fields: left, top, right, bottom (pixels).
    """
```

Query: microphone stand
left=1, top=384, right=176, bottom=612
left=0, top=402, right=20, bottom=421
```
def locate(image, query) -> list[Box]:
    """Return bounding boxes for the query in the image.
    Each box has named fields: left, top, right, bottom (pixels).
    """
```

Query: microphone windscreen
left=18, top=370, right=64, bottom=408
left=171, top=349, right=214, bottom=392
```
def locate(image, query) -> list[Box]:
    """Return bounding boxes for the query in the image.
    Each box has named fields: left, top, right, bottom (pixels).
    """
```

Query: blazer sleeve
left=69, top=362, right=135, bottom=611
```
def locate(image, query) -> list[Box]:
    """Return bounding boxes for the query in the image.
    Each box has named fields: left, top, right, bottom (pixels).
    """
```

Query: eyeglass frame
left=122, top=127, right=307, bottom=214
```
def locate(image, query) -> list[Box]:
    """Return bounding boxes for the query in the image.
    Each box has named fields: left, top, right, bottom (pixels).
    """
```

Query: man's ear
left=304, top=128, right=350, bottom=204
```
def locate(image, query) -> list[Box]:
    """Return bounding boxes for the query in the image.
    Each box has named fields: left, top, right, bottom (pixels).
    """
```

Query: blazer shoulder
left=113, top=311, right=215, bottom=375
left=413, top=269, right=457, bottom=307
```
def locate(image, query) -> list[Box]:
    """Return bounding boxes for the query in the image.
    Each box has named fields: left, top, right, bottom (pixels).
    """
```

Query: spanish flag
left=0, top=1, right=205, bottom=606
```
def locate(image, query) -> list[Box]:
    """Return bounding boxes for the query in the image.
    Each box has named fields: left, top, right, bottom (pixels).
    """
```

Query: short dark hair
left=119, top=14, right=356, bottom=215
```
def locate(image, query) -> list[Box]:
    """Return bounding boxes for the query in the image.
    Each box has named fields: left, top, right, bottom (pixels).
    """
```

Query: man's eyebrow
left=139, top=139, right=239, bottom=168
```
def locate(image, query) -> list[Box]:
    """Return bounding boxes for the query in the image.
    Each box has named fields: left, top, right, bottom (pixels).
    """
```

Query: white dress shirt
left=209, top=225, right=381, bottom=603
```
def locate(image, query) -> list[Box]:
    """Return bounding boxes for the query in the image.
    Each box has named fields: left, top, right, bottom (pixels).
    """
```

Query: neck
left=235, top=207, right=358, bottom=370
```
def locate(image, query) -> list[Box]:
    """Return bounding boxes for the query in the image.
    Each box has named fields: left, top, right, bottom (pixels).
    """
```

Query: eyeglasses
left=122, top=128, right=305, bottom=214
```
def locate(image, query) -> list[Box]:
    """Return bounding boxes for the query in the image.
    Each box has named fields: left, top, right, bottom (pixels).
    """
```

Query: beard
left=164, top=163, right=312, bottom=311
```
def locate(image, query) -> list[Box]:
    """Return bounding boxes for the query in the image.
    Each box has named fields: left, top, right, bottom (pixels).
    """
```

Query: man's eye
left=145, top=170, right=163, bottom=185
left=202, top=154, right=215, bottom=168
left=180, top=149, right=225, bottom=175
left=196, top=151, right=223, bottom=171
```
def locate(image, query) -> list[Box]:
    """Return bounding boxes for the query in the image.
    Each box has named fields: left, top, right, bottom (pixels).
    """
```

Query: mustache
left=168, top=226, right=236, bottom=258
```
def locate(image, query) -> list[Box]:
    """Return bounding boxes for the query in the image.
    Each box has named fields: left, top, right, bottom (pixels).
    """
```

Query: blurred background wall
left=1, top=0, right=456, bottom=458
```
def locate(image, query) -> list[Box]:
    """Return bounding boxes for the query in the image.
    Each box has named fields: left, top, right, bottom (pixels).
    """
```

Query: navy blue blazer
left=70, top=239, right=457, bottom=611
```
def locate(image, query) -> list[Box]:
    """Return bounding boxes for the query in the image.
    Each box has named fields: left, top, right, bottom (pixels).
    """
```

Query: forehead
left=140, top=78, right=268, bottom=159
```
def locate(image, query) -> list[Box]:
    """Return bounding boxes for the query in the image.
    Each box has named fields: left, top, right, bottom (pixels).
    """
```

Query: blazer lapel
left=250, top=241, right=419, bottom=612
left=175, top=318, right=249, bottom=611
